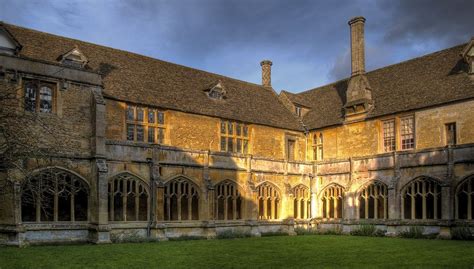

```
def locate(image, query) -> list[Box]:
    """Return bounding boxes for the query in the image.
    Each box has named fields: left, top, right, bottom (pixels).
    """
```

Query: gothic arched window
left=456, top=176, right=474, bottom=220
left=215, top=180, right=242, bottom=220
left=21, top=168, right=89, bottom=222
left=108, top=173, right=149, bottom=221
left=164, top=177, right=200, bottom=221
left=321, top=184, right=344, bottom=219
left=358, top=181, right=388, bottom=219
left=293, top=184, right=310, bottom=219
left=257, top=182, right=280, bottom=220
left=402, top=177, right=442, bottom=220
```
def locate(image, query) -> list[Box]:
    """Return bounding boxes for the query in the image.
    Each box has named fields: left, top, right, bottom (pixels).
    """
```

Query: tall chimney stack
left=344, top=16, right=373, bottom=121
left=348, top=16, right=366, bottom=76
left=260, top=60, right=272, bottom=87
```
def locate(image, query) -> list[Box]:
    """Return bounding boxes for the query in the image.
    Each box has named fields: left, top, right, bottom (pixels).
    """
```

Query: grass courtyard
left=1, top=235, right=473, bottom=268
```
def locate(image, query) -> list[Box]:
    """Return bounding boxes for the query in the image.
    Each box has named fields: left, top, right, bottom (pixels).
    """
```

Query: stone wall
left=311, top=100, right=474, bottom=160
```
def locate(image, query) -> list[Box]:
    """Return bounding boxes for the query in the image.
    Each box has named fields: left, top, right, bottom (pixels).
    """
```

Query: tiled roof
left=286, top=44, right=474, bottom=130
left=3, top=23, right=303, bottom=131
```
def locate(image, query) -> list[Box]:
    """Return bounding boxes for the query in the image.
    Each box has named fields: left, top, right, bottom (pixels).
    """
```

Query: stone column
left=90, top=159, right=111, bottom=244
left=89, top=87, right=110, bottom=243
left=441, top=186, right=452, bottom=220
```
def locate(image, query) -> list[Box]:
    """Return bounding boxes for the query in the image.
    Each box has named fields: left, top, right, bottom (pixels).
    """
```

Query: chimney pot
left=260, top=60, right=273, bottom=87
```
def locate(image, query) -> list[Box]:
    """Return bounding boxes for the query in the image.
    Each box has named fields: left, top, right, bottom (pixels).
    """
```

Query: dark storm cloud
left=0, top=0, right=472, bottom=92
left=328, top=0, right=473, bottom=82
left=380, top=0, right=472, bottom=47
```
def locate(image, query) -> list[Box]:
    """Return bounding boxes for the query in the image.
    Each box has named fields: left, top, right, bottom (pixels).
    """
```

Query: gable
left=59, top=47, right=88, bottom=68
left=0, top=27, right=20, bottom=55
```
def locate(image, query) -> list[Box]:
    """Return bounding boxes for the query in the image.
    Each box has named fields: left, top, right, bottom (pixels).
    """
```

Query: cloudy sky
left=0, top=0, right=472, bottom=93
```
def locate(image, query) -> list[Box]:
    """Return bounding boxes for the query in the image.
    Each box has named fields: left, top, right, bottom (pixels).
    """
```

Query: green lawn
left=1, top=235, right=473, bottom=269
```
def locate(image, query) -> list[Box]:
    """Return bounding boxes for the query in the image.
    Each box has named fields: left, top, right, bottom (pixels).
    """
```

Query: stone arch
left=319, top=183, right=345, bottom=219
left=163, top=175, right=200, bottom=221
left=292, top=184, right=310, bottom=219
left=401, top=176, right=442, bottom=220
left=455, top=174, right=474, bottom=220
left=356, top=180, right=388, bottom=219
left=255, top=181, right=281, bottom=220
left=214, top=179, right=244, bottom=221
left=21, top=167, right=90, bottom=223
left=163, top=174, right=203, bottom=190
left=108, top=172, right=150, bottom=222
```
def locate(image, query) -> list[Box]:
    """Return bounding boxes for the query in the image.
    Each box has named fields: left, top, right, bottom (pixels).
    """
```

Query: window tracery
left=456, top=176, right=474, bottom=220
left=164, top=177, right=200, bottom=221
left=215, top=180, right=242, bottom=220
left=321, top=184, right=344, bottom=219
left=358, top=182, right=387, bottom=219
left=108, top=173, right=149, bottom=222
left=257, top=182, right=280, bottom=220
left=21, top=168, right=89, bottom=222
left=293, top=184, right=310, bottom=219
left=402, top=177, right=441, bottom=220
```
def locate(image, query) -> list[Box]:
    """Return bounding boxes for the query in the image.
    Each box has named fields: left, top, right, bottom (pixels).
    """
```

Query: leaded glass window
left=220, top=120, right=249, bottom=153
left=23, top=80, right=55, bottom=113
left=401, top=116, right=414, bottom=150
left=126, top=105, right=165, bottom=144
left=383, top=119, right=396, bottom=152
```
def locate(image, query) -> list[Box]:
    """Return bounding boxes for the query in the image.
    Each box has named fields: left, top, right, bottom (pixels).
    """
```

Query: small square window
left=445, top=123, right=456, bottom=145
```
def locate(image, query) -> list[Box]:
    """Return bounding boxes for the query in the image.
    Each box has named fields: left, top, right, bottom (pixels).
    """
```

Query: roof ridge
left=296, top=42, right=467, bottom=96
left=3, top=21, right=267, bottom=90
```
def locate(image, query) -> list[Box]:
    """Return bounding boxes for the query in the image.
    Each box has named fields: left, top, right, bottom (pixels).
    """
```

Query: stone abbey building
left=0, top=17, right=473, bottom=245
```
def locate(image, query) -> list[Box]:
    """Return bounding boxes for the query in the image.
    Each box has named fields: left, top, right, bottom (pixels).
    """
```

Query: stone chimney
left=349, top=16, right=366, bottom=76
left=345, top=16, right=373, bottom=121
left=260, top=60, right=272, bottom=87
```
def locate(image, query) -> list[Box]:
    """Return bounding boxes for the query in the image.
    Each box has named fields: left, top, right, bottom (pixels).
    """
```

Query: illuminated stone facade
left=0, top=18, right=473, bottom=246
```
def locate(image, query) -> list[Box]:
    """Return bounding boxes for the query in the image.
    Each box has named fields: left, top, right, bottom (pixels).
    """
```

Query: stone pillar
left=441, top=186, right=452, bottom=220
left=388, top=187, right=400, bottom=220
left=90, top=159, right=111, bottom=244
left=208, top=188, right=215, bottom=221
left=13, top=181, right=26, bottom=246
left=344, top=192, right=356, bottom=220
left=260, top=60, right=272, bottom=88
left=89, top=87, right=110, bottom=243
left=348, top=17, right=366, bottom=76
left=155, top=184, right=165, bottom=221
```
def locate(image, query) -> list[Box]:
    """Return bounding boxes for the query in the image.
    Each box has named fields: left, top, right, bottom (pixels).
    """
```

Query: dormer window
left=205, top=81, right=226, bottom=100
left=295, top=106, right=302, bottom=117
left=59, top=47, right=88, bottom=68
